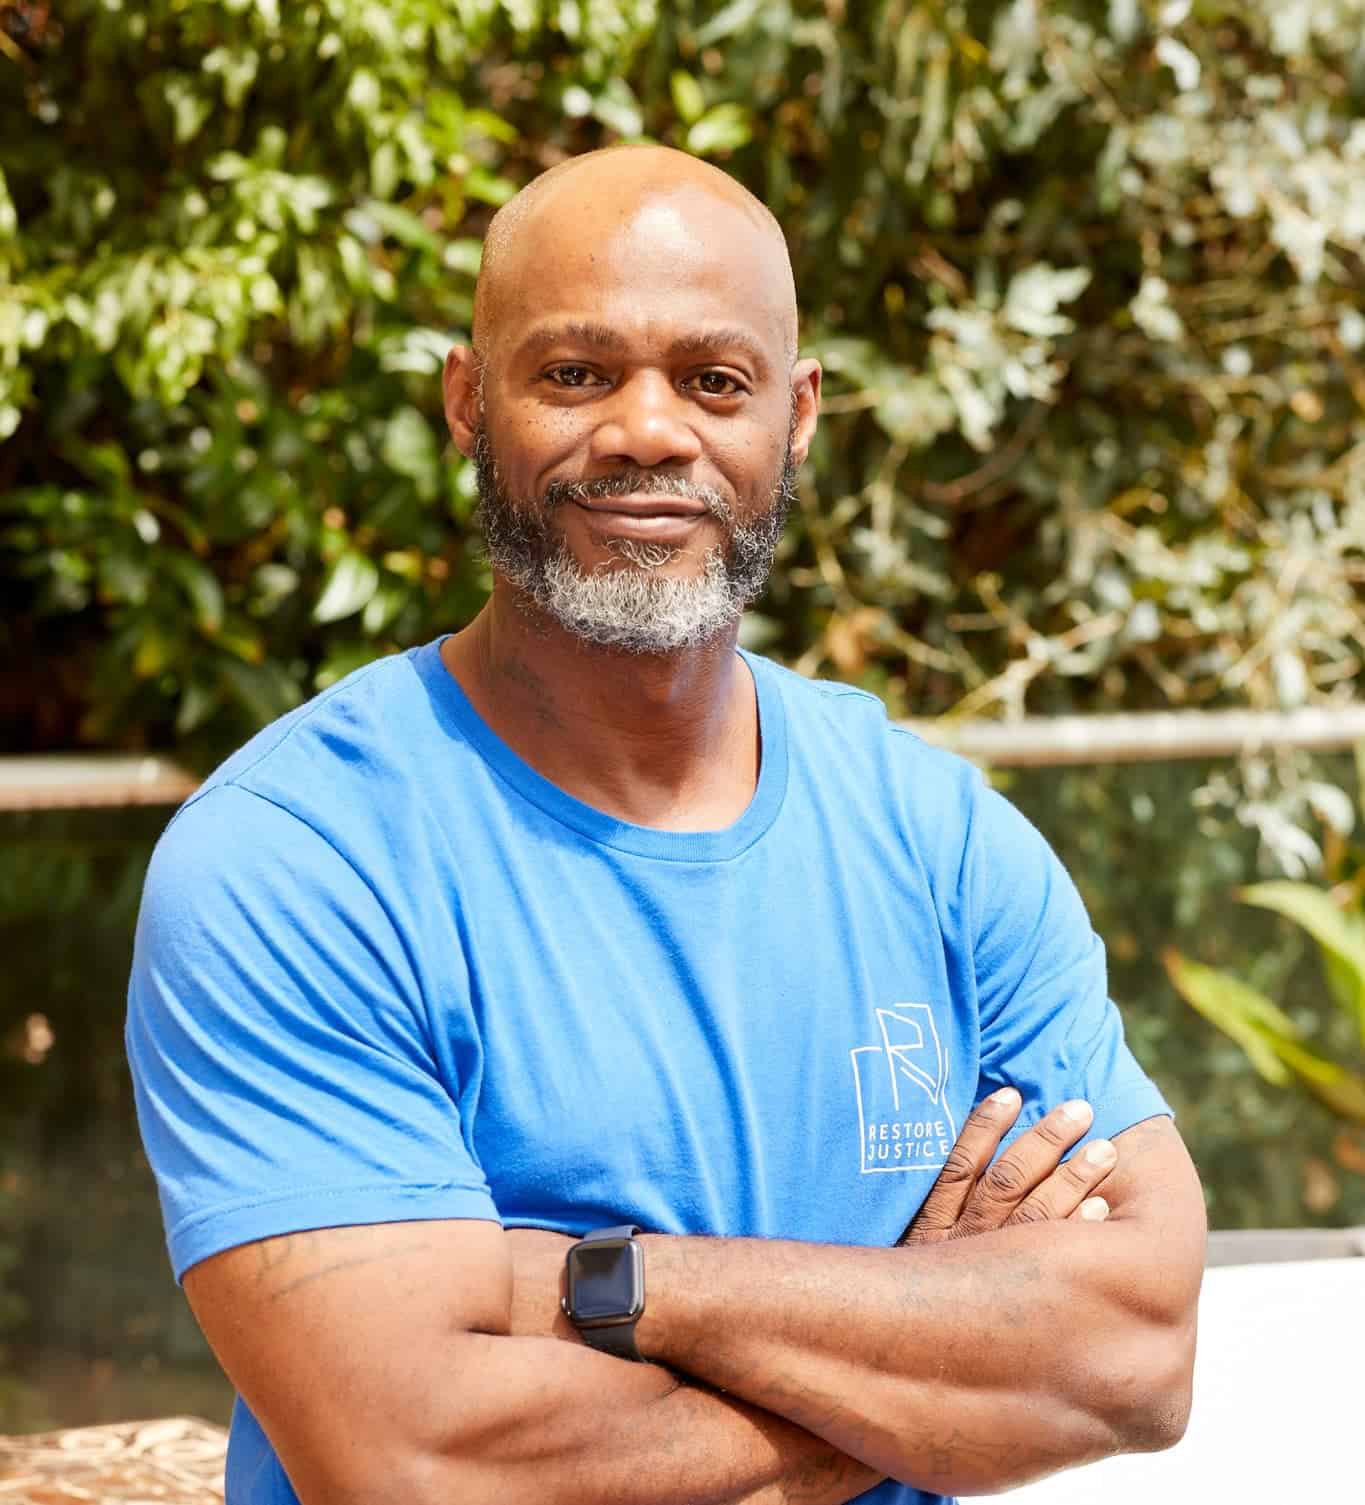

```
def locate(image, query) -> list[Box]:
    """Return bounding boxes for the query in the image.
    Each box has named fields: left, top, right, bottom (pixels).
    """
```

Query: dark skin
left=182, top=146, right=1206, bottom=1503
left=439, top=152, right=819, bottom=831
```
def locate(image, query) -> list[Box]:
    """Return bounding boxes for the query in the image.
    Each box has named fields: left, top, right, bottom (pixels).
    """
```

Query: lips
left=573, top=494, right=710, bottom=518
left=569, top=496, right=712, bottom=541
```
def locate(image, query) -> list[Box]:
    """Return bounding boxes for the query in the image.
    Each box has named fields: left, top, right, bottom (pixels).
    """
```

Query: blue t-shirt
left=127, top=640, right=1169, bottom=1505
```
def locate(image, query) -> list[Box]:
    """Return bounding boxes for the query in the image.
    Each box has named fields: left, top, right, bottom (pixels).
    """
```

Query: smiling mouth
left=573, top=495, right=710, bottom=519
left=570, top=499, right=714, bottom=540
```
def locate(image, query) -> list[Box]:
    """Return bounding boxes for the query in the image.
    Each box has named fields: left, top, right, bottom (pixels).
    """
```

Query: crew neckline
left=414, top=637, right=789, bottom=863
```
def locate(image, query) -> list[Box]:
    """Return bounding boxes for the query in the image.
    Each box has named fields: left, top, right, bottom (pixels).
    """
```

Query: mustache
left=542, top=471, right=733, bottom=523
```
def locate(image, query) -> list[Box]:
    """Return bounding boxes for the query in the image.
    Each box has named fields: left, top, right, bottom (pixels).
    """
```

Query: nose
left=589, top=370, right=703, bottom=470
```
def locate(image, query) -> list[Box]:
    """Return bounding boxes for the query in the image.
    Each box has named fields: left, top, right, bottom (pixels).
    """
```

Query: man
left=127, top=146, right=1205, bottom=1505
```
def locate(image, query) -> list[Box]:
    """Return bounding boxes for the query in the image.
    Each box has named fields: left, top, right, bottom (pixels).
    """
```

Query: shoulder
left=165, top=641, right=466, bottom=872
left=747, top=650, right=986, bottom=829
left=190, top=643, right=439, bottom=811
left=147, top=643, right=458, bottom=938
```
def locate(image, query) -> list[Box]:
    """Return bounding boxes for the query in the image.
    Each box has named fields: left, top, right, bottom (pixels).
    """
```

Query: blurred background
left=3, top=0, right=1365, bottom=1433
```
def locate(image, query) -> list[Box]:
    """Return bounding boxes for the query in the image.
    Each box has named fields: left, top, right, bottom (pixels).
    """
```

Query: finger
left=1006, top=1136, right=1117, bottom=1227
left=901, top=1086, right=1022, bottom=1241
left=955, top=1098, right=1093, bottom=1234
left=1068, top=1196, right=1110, bottom=1224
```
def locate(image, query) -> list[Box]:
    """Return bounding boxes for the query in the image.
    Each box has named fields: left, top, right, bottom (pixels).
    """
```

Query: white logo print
left=850, top=1003, right=959, bottom=1174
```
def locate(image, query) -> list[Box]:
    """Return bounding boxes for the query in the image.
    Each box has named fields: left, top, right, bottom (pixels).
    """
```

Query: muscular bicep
left=184, top=1219, right=509, bottom=1503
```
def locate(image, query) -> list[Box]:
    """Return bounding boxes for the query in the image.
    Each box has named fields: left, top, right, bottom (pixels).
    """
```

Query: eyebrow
left=515, top=321, right=773, bottom=374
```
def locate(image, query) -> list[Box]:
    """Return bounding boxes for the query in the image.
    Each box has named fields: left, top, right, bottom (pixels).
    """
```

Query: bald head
left=472, top=146, right=798, bottom=364
left=440, top=145, right=824, bottom=652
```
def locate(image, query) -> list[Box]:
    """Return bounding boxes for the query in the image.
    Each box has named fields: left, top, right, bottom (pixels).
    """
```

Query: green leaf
left=221, top=659, right=303, bottom=727
left=670, top=72, right=706, bottom=125
left=1322, top=950, right=1364, bottom=1025
left=465, top=168, right=517, bottom=206
left=0, top=166, right=16, bottom=240
left=357, top=202, right=443, bottom=256
left=346, top=69, right=382, bottom=118
left=1166, top=946, right=1365, bottom=1123
left=203, top=45, right=260, bottom=111
left=161, top=76, right=213, bottom=145
left=686, top=104, right=753, bottom=156
left=174, top=680, right=217, bottom=737
left=465, top=109, right=519, bottom=145
left=442, top=239, right=483, bottom=277
left=593, top=79, right=644, bottom=139
left=693, top=0, right=765, bottom=47
left=60, top=439, right=131, bottom=491
left=362, top=581, right=406, bottom=635
left=370, top=142, right=401, bottom=200
left=381, top=407, right=441, bottom=498
left=1162, top=950, right=1296, bottom=1086
left=313, top=552, right=380, bottom=624
left=562, top=84, right=594, bottom=118
left=1239, top=882, right=1365, bottom=1045
left=132, top=625, right=174, bottom=679
left=1271, top=1039, right=1365, bottom=1126
left=874, top=371, right=957, bottom=448
left=316, top=641, right=384, bottom=690
left=163, top=553, right=225, bottom=632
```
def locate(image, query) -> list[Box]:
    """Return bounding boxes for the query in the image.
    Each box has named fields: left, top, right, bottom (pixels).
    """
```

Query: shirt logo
left=850, top=1003, right=958, bottom=1174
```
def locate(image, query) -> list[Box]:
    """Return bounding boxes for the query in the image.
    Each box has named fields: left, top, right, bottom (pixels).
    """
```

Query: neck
left=440, top=584, right=759, bottom=831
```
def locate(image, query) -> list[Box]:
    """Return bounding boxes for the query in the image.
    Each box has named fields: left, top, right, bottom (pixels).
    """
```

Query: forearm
left=364, top=1333, right=878, bottom=1505
left=635, top=1218, right=1197, bottom=1495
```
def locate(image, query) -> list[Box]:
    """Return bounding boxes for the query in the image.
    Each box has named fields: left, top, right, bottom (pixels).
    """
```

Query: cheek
left=488, top=400, right=592, bottom=485
left=709, top=420, right=788, bottom=501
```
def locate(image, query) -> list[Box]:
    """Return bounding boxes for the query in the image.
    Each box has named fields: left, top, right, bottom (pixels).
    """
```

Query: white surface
left=1005, top=1257, right=1363, bottom=1501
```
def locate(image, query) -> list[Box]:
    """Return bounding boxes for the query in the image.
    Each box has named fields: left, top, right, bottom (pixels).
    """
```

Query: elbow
left=1103, top=1315, right=1198, bottom=1456
left=1118, top=1359, right=1194, bottom=1455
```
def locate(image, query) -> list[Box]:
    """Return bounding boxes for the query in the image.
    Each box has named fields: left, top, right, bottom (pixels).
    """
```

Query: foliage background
left=5, top=0, right=1365, bottom=760
left=3, top=0, right=1365, bottom=1425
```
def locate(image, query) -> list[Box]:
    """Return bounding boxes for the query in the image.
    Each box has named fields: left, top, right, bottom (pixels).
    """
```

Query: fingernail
left=1062, top=1099, right=1092, bottom=1124
left=1080, top=1196, right=1109, bottom=1221
left=1083, top=1139, right=1116, bottom=1166
left=989, top=1086, right=1019, bottom=1106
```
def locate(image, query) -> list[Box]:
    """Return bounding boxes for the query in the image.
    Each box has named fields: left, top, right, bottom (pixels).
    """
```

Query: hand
left=899, top=1088, right=1116, bottom=1246
left=505, top=1227, right=577, bottom=1340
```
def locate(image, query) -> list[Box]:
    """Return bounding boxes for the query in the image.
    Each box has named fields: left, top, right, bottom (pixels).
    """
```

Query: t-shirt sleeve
left=966, top=778, right=1171, bottom=1152
left=126, top=783, right=498, bottom=1282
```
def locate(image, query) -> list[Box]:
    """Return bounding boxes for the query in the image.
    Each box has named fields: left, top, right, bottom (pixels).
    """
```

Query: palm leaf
left=1162, top=949, right=1296, bottom=1087
left=1272, top=1039, right=1365, bottom=1126
left=1238, top=882, right=1365, bottom=1047
left=1165, top=949, right=1365, bottom=1125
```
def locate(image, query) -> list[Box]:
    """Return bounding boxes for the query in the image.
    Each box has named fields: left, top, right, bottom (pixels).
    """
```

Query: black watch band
left=580, top=1314, right=643, bottom=1361
left=565, top=1225, right=644, bottom=1361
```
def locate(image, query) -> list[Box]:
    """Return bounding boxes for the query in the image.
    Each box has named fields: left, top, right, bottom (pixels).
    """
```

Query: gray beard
left=473, top=427, right=796, bottom=655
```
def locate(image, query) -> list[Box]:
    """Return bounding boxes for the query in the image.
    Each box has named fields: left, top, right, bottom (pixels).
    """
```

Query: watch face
left=567, top=1238, right=643, bottom=1324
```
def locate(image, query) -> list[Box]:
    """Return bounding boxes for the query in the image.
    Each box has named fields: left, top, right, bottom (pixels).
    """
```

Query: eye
left=686, top=370, right=746, bottom=397
left=545, top=364, right=603, bottom=388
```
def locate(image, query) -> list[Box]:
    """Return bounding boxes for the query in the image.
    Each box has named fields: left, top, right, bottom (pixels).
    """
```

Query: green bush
left=2, top=0, right=1363, bottom=765
left=1166, top=750, right=1365, bottom=1129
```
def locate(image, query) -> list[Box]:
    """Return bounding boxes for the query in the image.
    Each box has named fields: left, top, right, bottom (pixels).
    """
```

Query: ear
left=442, top=343, right=482, bottom=457
left=789, top=357, right=822, bottom=467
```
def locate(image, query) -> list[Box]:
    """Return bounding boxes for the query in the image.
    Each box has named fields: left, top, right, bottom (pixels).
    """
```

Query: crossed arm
left=183, top=1093, right=1204, bottom=1504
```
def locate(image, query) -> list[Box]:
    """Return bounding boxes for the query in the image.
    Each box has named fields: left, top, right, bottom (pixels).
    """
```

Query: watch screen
left=570, top=1242, right=639, bottom=1320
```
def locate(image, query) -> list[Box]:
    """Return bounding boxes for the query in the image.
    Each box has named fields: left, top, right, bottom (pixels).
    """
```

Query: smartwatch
left=561, top=1224, right=645, bottom=1360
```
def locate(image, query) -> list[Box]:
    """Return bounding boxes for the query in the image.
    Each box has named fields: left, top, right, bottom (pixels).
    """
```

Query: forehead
left=487, top=185, right=793, bottom=365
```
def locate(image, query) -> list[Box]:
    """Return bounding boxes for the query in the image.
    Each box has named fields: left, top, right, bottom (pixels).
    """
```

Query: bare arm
left=184, top=1217, right=878, bottom=1505
left=180, top=1093, right=1114, bottom=1505
left=628, top=1106, right=1205, bottom=1496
